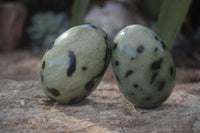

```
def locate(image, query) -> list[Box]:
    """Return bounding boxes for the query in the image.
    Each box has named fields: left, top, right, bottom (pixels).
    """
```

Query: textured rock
left=0, top=51, right=40, bottom=81
left=0, top=2, right=27, bottom=51
left=0, top=79, right=200, bottom=133
left=0, top=51, right=200, bottom=133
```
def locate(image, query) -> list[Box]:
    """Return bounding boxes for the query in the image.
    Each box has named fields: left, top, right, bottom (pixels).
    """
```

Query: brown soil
left=0, top=50, right=200, bottom=133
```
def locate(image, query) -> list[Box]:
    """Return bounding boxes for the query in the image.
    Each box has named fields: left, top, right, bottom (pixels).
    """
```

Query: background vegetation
left=0, top=0, right=199, bottom=59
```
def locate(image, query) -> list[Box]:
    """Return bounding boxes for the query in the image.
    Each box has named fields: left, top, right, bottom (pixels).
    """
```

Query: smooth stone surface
left=40, top=24, right=111, bottom=104
left=112, top=25, right=176, bottom=108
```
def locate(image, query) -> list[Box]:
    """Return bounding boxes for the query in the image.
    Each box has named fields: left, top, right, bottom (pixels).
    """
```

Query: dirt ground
left=0, top=50, right=200, bottom=133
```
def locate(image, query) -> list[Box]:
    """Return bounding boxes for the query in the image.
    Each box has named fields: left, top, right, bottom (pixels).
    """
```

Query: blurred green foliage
left=139, top=0, right=162, bottom=19
left=0, top=0, right=192, bottom=51
left=139, top=0, right=192, bottom=50
left=16, top=0, right=36, bottom=7
left=156, top=0, right=192, bottom=50
left=71, top=0, right=90, bottom=26
left=26, top=0, right=91, bottom=49
left=0, top=0, right=90, bottom=50
left=27, top=12, right=70, bottom=48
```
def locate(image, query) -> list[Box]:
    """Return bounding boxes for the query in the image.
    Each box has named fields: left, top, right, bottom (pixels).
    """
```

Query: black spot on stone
left=88, top=24, right=98, bottom=30
left=131, top=57, right=134, bottom=60
left=151, top=58, right=163, bottom=70
left=170, top=66, right=174, bottom=76
left=161, top=41, right=166, bottom=49
left=157, top=81, right=166, bottom=91
left=47, top=88, right=60, bottom=97
left=154, top=35, right=166, bottom=49
left=137, top=45, right=144, bottom=53
left=48, top=43, right=54, bottom=50
left=67, top=50, right=76, bottom=77
left=115, top=60, right=119, bottom=66
left=69, top=96, right=80, bottom=104
left=104, top=34, right=111, bottom=50
left=113, top=43, right=117, bottom=50
left=133, top=84, right=138, bottom=88
left=104, top=34, right=108, bottom=41
left=130, top=92, right=135, bottom=96
left=145, top=97, right=151, bottom=101
left=85, top=79, right=95, bottom=91
left=82, top=66, right=87, bottom=71
left=115, top=74, right=120, bottom=83
left=42, top=61, right=45, bottom=70
left=125, top=70, right=133, bottom=78
left=154, top=47, right=158, bottom=52
left=154, top=36, right=159, bottom=41
left=41, top=73, right=44, bottom=82
left=159, top=95, right=169, bottom=103
left=150, top=72, right=158, bottom=84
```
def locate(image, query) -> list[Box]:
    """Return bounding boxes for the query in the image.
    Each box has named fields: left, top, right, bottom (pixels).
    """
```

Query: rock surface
left=0, top=2, right=27, bottom=51
left=0, top=51, right=200, bottom=133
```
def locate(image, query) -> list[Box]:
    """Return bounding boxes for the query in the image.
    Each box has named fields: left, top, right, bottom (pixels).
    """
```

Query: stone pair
left=40, top=24, right=175, bottom=108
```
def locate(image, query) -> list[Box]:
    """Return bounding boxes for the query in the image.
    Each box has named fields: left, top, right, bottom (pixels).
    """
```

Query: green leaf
left=71, top=0, right=90, bottom=26
left=156, top=0, right=192, bottom=50
left=139, top=0, right=162, bottom=19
